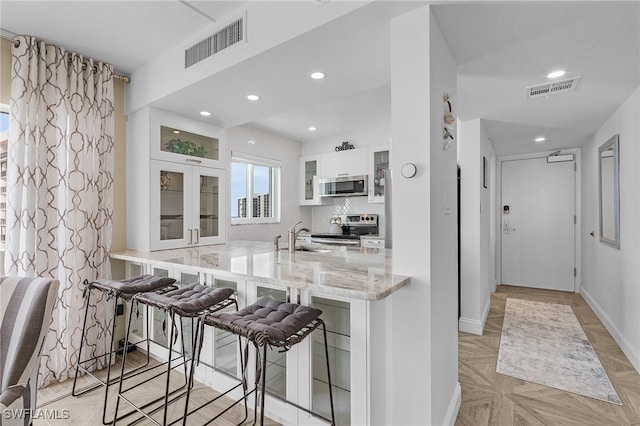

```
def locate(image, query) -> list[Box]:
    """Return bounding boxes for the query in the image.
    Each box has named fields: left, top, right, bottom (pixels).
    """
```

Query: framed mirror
left=598, top=134, right=620, bottom=249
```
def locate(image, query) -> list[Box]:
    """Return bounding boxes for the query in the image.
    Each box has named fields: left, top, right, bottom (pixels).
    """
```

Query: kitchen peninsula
left=110, top=241, right=410, bottom=425
left=111, top=241, right=409, bottom=300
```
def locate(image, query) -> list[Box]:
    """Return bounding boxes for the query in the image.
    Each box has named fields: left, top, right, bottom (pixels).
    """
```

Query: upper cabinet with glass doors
left=369, top=145, right=389, bottom=203
left=126, top=108, right=227, bottom=251
left=151, top=112, right=224, bottom=169
left=299, top=155, right=326, bottom=206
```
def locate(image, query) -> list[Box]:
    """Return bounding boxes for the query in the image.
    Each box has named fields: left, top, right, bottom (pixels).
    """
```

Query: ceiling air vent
left=185, top=16, right=244, bottom=68
left=525, top=76, right=581, bottom=100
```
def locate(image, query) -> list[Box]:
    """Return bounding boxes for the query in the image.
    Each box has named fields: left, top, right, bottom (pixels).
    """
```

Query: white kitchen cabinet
left=360, top=235, right=385, bottom=248
left=299, top=155, right=325, bottom=205
left=150, top=160, right=226, bottom=250
left=127, top=107, right=227, bottom=251
left=321, top=148, right=367, bottom=178
left=368, top=145, right=390, bottom=203
left=151, top=110, right=224, bottom=169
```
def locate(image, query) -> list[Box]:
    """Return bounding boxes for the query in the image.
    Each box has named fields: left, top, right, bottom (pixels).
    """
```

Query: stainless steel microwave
left=319, top=175, right=368, bottom=197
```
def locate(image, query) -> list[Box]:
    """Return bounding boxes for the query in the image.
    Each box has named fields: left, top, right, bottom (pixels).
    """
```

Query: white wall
left=125, top=107, right=151, bottom=251
left=225, top=124, right=310, bottom=242
left=458, top=118, right=496, bottom=335
left=384, top=6, right=459, bottom=425
left=581, top=86, right=640, bottom=373
left=300, top=126, right=390, bottom=156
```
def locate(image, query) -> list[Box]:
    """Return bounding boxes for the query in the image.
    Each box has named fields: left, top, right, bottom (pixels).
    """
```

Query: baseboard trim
left=581, top=287, right=640, bottom=374
left=458, top=297, right=490, bottom=335
left=442, top=382, right=461, bottom=426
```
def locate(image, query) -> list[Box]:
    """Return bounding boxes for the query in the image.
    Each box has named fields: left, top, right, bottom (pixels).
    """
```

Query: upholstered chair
left=0, top=276, right=59, bottom=426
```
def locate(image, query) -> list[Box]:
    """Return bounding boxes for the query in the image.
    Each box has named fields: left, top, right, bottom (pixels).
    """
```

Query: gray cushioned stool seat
left=202, top=296, right=323, bottom=347
left=187, top=296, right=334, bottom=426
left=135, top=283, right=235, bottom=317
left=113, top=283, right=237, bottom=426
left=89, top=274, right=176, bottom=300
left=74, top=274, right=177, bottom=424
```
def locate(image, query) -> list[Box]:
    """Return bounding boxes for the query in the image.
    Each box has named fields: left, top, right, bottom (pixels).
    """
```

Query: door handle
left=188, top=228, right=193, bottom=244
left=504, top=221, right=516, bottom=234
left=195, top=228, right=200, bottom=244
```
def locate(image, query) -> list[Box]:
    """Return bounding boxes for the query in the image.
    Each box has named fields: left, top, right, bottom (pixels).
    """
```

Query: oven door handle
left=311, top=238, right=360, bottom=245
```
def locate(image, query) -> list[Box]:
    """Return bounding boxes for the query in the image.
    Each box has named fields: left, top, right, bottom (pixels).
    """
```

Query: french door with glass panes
left=151, top=160, right=225, bottom=250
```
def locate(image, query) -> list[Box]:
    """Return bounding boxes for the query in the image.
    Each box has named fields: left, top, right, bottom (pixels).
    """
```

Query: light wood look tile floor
left=34, top=350, right=279, bottom=425
left=34, top=285, right=639, bottom=425
left=456, top=285, right=640, bottom=426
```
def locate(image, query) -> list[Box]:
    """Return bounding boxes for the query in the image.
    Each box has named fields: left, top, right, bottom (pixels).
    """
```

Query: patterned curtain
left=5, top=35, right=115, bottom=387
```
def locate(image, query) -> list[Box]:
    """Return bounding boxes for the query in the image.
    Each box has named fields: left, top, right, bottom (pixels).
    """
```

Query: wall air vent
left=185, top=16, right=244, bottom=68
left=525, top=76, right=581, bottom=100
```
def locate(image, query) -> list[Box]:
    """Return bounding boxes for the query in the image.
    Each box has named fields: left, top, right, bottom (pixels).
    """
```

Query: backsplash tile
left=311, top=197, right=384, bottom=234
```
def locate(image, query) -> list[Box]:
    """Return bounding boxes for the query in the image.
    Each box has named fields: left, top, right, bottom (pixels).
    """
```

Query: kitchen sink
left=295, top=246, right=332, bottom=253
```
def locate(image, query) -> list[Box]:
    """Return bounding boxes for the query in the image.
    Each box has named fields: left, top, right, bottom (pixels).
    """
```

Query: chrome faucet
left=287, top=221, right=310, bottom=253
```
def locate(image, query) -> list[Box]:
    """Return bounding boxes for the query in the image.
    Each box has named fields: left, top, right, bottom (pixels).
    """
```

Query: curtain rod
left=1, top=34, right=130, bottom=83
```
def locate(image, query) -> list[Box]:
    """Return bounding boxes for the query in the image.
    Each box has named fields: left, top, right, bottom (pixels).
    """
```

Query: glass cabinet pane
left=180, top=272, right=200, bottom=357
left=128, top=263, right=144, bottom=338
left=199, top=175, right=219, bottom=238
left=159, top=170, right=185, bottom=241
left=212, top=279, right=239, bottom=376
left=304, top=160, right=317, bottom=201
left=373, top=149, right=389, bottom=198
left=312, top=297, right=351, bottom=425
left=129, top=263, right=142, bottom=277
left=160, top=125, right=219, bottom=162
left=152, top=268, right=170, bottom=348
left=257, top=287, right=288, bottom=399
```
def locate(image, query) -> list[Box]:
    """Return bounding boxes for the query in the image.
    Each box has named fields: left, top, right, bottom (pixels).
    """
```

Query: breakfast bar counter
left=110, top=241, right=408, bottom=425
left=110, top=241, right=410, bottom=301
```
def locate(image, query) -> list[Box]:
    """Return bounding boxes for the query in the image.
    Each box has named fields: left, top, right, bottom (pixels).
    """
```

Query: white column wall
left=581, top=87, right=640, bottom=373
left=387, top=6, right=460, bottom=425
left=458, top=118, right=496, bottom=335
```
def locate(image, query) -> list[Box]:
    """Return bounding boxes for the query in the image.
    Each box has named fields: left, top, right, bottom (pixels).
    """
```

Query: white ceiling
left=433, top=1, right=640, bottom=155
left=1, top=1, right=639, bottom=155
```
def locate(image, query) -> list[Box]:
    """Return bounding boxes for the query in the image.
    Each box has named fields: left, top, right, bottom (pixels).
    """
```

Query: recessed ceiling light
left=173, top=130, right=180, bottom=134
left=535, top=137, right=546, bottom=143
left=547, top=70, right=565, bottom=79
left=247, top=94, right=260, bottom=101
left=310, top=71, right=325, bottom=80
left=200, top=111, right=211, bottom=116
left=308, top=126, right=317, bottom=132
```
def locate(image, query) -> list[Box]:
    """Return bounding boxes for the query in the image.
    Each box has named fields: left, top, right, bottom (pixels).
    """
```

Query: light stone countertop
left=111, top=241, right=410, bottom=301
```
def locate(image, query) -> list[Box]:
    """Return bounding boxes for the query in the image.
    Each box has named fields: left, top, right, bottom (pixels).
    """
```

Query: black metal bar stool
left=73, top=274, right=177, bottom=425
left=185, top=296, right=336, bottom=426
left=113, top=283, right=236, bottom=426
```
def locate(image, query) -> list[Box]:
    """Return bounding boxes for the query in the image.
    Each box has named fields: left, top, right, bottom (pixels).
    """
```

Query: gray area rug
left=497, top=298, right=622, bottom=405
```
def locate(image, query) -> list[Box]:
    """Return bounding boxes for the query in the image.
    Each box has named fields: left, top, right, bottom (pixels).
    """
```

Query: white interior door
left=501, top=157, right=575, bottom=291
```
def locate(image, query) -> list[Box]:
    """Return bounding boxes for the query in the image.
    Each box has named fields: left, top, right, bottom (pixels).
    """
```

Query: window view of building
left=230, top=155, right=280, bottom=224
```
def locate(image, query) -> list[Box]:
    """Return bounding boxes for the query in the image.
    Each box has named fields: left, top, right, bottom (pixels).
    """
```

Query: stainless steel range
left=311, top=214, right=379, bottom=246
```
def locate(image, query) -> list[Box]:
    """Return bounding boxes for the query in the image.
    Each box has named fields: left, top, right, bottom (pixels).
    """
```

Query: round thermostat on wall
left=401, top=163, right=417, bottom=178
